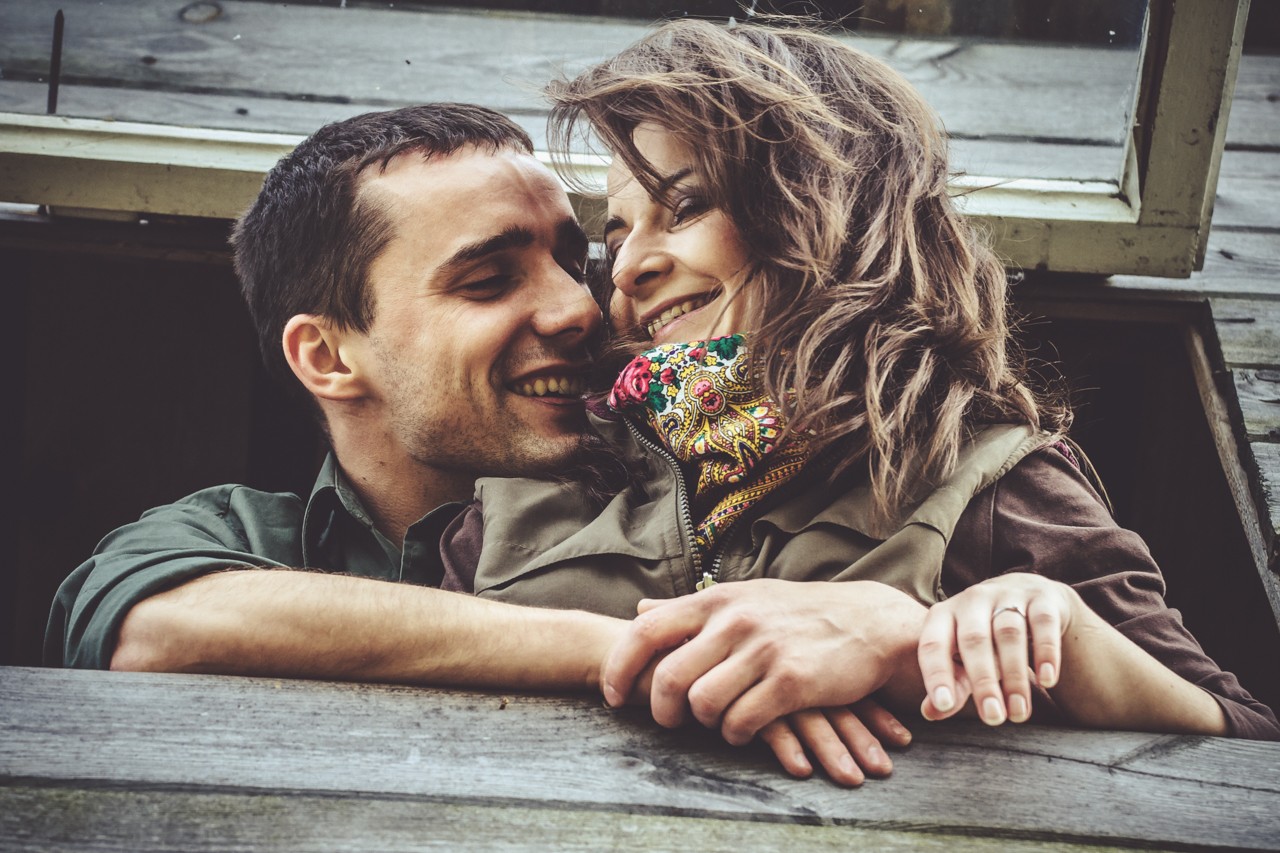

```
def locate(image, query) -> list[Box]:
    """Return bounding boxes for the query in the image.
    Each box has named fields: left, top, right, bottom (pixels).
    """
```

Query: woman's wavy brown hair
left=548, top=18, right=1069, bottom=522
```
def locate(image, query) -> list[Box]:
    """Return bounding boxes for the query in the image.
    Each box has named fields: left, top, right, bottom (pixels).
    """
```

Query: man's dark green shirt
left=45, top=454, right=462, bottom=669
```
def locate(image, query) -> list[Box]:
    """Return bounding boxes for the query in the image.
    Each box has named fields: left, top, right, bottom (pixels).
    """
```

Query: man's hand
left=600, top=579, right=929, bottom=746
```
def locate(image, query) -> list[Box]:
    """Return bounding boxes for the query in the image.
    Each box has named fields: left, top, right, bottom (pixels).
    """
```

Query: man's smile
left=512, top=373, right=588, bottom=399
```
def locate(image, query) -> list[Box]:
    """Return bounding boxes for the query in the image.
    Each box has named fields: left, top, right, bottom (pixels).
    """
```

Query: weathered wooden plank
left=0, top=785, right=1129, bottom=853
left=1213, top=299, right=1280, bottom=367
left=1249, top=440, right=1280, bottom=545
left=1231, top=369, right=1280, bottom=440
left=1184, top=324, right=1277, bottom=610
left=1118, top=734, right=1280, bottom=795
left=2, top=667, right=1278, bottom=850
left=0, top=79, right=1128, bottom=182
left=1109, top=231, right=1280, bottom=298
left=1213, top=149, right=1280, bottom=232
left=1230, top=48, right=1280, bottom=151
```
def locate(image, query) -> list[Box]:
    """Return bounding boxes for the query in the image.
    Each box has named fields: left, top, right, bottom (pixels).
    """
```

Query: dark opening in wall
left=1015, top=291, right=1280, bottom=713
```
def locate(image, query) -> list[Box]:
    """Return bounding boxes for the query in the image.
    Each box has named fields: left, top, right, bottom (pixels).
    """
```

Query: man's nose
left=532, top=267, right=602, bottom=341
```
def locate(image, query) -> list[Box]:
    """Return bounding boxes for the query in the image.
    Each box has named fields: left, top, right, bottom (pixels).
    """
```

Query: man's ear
left=282, top=314, right=368, bottom=401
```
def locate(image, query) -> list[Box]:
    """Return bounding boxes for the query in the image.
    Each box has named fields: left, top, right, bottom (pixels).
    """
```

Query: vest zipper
left=623, top=418, right=707, bottom=590
left=624, top=417, right=815, bottom=593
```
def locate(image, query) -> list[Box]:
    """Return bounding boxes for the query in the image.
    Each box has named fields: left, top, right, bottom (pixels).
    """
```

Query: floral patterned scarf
left=607, top=334, right=812, bottom=563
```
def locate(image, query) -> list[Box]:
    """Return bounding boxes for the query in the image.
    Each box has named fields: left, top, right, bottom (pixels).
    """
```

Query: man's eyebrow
left=557, top=217, right=589, bottom=258
left=437, top=226, right=535, bottom=278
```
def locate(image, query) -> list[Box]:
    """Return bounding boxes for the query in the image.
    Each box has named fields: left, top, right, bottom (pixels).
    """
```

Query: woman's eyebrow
left=655, top=167, right=694, bottom=195
left=602, top=215, right=626, bottom=245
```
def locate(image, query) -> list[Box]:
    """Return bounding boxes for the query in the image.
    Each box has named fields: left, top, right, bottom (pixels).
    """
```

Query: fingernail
left=981, top=697, right=1007, bottom=725
left=933, top=686, right=955, bottom=713
left=1008, top=694, right=1028, bottom=722
left=602, top=683, right=620, bottom=708
left=1039, top=662, right=1057, bottom=688
left=894, top=724, right=912, bottom=745
left=867, top=745, right=887, bottom=767
left=840, top=754, right=857, bottom=775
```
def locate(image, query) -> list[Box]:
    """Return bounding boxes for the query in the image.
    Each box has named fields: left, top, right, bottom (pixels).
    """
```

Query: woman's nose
left=610, top=232, right=672, bottom=297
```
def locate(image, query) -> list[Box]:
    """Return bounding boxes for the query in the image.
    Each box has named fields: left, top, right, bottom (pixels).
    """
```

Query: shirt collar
left=302, top=452, right=389, bottom=568
left=301, top=452, right=462, bottom=585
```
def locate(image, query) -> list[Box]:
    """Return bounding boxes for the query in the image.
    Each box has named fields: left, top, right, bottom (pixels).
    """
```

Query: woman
left=442, top=17, right=1278, bottom=779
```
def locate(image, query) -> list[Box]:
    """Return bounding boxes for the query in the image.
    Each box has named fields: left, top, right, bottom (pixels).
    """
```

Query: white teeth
left=516, top=376, right=586, bottom=398
left=646, top=294, right=711, bottom=337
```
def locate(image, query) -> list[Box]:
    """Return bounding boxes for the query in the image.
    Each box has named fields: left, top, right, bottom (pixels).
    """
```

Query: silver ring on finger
left=992, top=605, right=1026, bottom=623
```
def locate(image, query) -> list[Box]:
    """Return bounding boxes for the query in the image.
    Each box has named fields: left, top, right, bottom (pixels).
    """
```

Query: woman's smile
left=604, top=123, right=753, bottom=343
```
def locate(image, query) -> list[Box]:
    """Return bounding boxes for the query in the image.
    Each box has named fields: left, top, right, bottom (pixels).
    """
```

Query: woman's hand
left=758, top=698, right=911, bottom=787
left=917, top=572, right=1080, bottom=726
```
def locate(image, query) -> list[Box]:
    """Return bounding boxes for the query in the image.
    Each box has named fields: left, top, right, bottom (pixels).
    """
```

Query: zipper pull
left=695, top=573, right=717, bottom=591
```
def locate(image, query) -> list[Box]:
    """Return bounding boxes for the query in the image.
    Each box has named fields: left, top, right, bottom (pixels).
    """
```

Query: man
left=46, top=104, right=623, bottom=689
left=46, top=105, right=921, bottom=785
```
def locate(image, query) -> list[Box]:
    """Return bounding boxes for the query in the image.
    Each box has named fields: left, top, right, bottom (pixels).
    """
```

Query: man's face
left=352, top=145, right=601, bottom=481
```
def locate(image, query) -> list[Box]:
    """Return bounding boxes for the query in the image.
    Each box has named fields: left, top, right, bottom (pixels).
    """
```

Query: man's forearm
left=110, top=569, right=625, bottom=691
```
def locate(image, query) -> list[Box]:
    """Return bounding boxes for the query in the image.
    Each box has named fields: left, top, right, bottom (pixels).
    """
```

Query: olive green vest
left=471, top=420, right=1046, bottom=620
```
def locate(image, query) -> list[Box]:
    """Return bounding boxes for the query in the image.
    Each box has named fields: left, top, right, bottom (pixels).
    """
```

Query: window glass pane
left=0, top=0, right=1145, bottom=185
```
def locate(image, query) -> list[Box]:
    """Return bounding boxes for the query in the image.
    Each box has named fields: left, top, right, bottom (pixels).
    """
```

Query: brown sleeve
left=438, top=500, right=485, bottom=594
left=944, top=446, right=1280, bottom=740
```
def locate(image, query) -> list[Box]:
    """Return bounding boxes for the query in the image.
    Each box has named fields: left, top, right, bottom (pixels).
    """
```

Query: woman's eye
left=672, top=196, right=709, bottom=225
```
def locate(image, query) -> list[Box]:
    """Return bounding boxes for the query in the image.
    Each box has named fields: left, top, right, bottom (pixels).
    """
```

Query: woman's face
left=604, top=123, right=752, bottom=344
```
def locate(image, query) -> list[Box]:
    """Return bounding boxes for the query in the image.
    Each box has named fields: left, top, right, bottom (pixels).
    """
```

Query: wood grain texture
left=2, top=667, right=1279, bottom=850
left=1249, top=440, right=1280, bottom=544
left=1213, top=150, right=1280, bottom=232
left=0, top=2, right=1138, bottom=147
left=0, top=785, right=1129, bottom=853
left=1231, top=369, right=1280, bottom=440
left=3, top=1, right=1272, bottom=146
left=1213, top=299, right=1280, bottom=367
left=0, top=79, right=1130, bottom=182
left=1108, top=231, right=1280, bottom=298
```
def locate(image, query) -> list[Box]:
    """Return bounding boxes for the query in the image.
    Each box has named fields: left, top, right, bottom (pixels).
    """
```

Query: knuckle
left=1028, top=610, right=1057, bottom=630
left=917, top=637, right=949, bottom=658
left=722, top=609, right=761, bottom=637
left=687, top=685, right=722, bottom=723
left=650, top=663, right=687, bottom=697
left=970, top=674, right=1002, bottom=694
left=631, top=612, right=665, bottom=644
left=771, top=660, right=804, bottom=691
left=992, top=623, right=1025, bottom=642
left=721, top=715, right=754, bottom=746
left=957, top=628, right=990, bottom=649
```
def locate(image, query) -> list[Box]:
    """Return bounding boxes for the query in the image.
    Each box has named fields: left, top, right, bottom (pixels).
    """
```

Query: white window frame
left=0, top=0, right=1249, bottom=278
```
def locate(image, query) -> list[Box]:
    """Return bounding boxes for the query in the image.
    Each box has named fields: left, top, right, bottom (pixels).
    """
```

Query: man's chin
left=487, top=431, right=589, bottom=479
